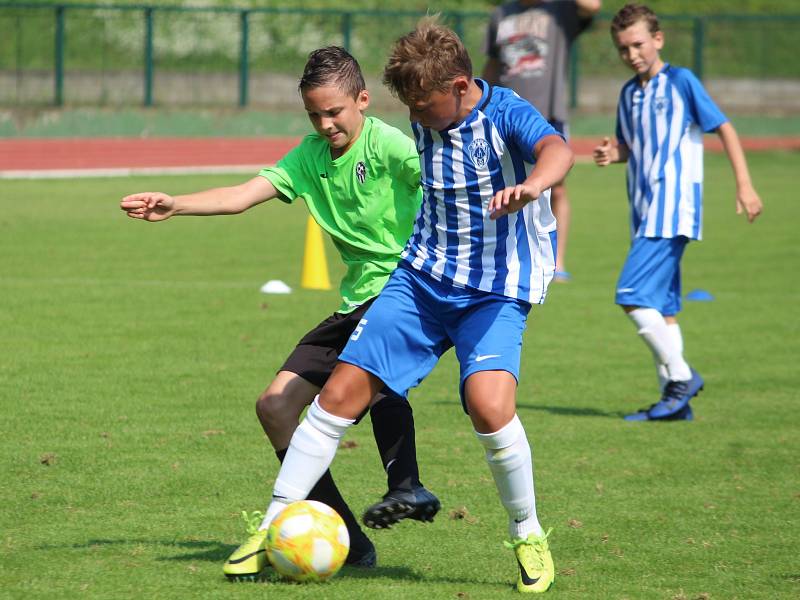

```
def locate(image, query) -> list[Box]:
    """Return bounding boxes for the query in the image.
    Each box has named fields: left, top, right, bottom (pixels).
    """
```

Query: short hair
left=298, top=46, right=366, bottom=99
left=383, top=15, right=473, bottom=104
left=611, top=3, right=661, bottom=36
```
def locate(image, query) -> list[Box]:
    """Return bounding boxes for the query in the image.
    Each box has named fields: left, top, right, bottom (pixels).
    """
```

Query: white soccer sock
left=667, top=322, right=684, bottom=356
left=627, top=308, right=691, bottom=382
left=654, top=324, right=685, bottom=389
left=259, top=396, right=354, bottom=530
left=475, top=414, right=543, bottom=540
left=654, top=359, right=669, bottom=391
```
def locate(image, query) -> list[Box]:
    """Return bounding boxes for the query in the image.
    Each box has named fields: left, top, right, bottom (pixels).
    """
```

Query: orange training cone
left=300, top=215, right=332, bottom=290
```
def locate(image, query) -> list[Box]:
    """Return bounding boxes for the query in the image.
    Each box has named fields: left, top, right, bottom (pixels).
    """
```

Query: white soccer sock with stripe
left=475, top=414, right=543, bottom=540
left=260, top=396, right=354, bottom=530
left=627, top=308, right=691, bottom=382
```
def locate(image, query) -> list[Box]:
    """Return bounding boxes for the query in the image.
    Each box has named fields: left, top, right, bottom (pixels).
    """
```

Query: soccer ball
left=266, top=500, right=350, bottom=582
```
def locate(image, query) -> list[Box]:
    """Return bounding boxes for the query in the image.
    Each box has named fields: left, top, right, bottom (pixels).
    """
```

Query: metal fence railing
left=1, top=2, right=799, bottom=111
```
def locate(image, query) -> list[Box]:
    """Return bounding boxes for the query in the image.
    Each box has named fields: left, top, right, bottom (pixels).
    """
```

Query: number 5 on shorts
left=350, top=318, right=368, bottom=341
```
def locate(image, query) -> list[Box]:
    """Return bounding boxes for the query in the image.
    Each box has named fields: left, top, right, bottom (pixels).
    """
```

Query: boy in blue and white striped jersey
left=257, top=16, right=574, bottom=594
left=593, top=3, right=762, bottom=422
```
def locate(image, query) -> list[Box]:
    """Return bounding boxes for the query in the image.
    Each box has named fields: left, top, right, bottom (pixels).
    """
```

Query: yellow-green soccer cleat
left=504, top=529, right=554, bottom=593
left=223, top=511, right=268, bottom=581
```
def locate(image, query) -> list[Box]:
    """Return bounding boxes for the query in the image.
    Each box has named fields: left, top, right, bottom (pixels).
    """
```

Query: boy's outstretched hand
left=736, top=184, right=763, bottom=223
left=593, top=137, right=616, bottom=166
left=120, top=192, right=176, bottom=221
left=488, top=182, right=542, bottom=220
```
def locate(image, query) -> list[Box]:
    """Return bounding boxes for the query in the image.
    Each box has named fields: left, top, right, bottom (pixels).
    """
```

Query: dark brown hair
left=383, top=15, right=472, bottom=104
left=611, top=3, right=661, bottom=36
left=299, top=46, right=366, bottom=98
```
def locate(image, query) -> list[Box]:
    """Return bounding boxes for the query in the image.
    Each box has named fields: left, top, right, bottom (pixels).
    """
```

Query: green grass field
left=1, top=153, right=798, bottom=599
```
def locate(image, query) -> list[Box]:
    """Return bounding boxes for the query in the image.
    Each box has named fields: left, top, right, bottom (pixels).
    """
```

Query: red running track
left=1, top=136, right=797, bottom=172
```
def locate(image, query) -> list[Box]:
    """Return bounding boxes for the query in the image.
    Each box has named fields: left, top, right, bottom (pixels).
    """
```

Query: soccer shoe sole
left=624, top=403, right=694, bottom=422
left=362, top=490, right=441, bottom=529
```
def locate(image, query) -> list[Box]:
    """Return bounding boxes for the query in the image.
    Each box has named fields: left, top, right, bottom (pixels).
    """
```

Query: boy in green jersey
left=120, top=47, right=440, bottom=579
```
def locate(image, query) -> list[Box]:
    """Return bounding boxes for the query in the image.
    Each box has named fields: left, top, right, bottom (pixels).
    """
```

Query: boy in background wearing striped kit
left=593, top=3, right=763, bottom=421
left=257, top=16, right=574, bottom=594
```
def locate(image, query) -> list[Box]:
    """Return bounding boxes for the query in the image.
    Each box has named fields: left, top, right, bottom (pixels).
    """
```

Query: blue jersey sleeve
left=497, top=91, right=560, bottom=164
left=671, top=67, right=727, bottom=133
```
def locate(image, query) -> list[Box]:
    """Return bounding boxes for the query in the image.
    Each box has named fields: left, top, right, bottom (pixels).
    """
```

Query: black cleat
left=345, top=535, right=377, bottom=567
left=362, top=486, right=441, bottom=529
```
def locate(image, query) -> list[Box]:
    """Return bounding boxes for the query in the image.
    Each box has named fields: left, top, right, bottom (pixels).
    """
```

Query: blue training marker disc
left=686, top=289, right=714, bottom=302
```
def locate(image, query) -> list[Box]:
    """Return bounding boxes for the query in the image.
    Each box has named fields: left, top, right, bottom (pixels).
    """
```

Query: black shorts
left=279, top=298, right=376, bottom=389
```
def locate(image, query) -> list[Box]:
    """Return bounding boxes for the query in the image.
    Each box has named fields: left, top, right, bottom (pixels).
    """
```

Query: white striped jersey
left=402, top=80, right=560, bottom=304
left=616, top=64, right=727, bottom=241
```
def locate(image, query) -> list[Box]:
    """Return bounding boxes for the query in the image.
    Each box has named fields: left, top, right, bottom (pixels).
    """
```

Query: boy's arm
left=488, top=134, right=574, bottom=220
left=593, top=136, right=630, bottom=166
left=716, top=121, right=763, bottom=223
left=120, top=176, right=280, bottom=222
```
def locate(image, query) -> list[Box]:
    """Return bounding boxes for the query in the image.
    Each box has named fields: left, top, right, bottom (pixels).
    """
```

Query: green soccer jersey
left=260, top=116, right=422, bottom=313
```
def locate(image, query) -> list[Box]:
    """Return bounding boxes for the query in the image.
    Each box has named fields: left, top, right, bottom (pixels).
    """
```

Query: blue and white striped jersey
left=616, top=64, right=727, bottom=241
left=402, top=79, right=560, bottom=304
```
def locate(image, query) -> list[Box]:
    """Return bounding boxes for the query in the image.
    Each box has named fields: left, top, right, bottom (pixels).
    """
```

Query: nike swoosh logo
left=385, top=458, right=397, bottom=472
left=228, top=548, right=266, bottom=565
left=516, top=557, right=541, bottom=585
left=475, top=354, right=501, bottom=362
left=616, top=287, right=635, bottom=293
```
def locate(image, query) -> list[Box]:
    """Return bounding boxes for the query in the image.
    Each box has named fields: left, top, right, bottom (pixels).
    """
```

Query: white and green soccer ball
left=266, top=500, right=350, bottom=582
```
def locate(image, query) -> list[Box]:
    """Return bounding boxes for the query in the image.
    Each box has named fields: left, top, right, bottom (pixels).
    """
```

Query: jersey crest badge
left=467, top=139, right=490, bottom=169
left=355, top=161, right=367, bottom=184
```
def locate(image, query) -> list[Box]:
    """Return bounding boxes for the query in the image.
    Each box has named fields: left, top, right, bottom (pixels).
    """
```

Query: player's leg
left=254, top=371, right=377, bottom=567
left=259, top=364, right=381, bottom=531
left=450, top=292, right=553, bottom=593
left=262, top=265, right=448, bottom=533
left=225, top=309, right=378, bottom=580
left=616, top=237, right=703, bottom=420
left=363, top=390, right=441, bottom=528
left=349, top=264, right=452, bottom=528
left=223, top=372, right=318, bottom=580
left=467, top=374, right=553, bottom=594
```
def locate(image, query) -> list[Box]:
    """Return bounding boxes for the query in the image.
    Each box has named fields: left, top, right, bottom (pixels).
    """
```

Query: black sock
left=275, top=448, right=368, bottom=545
left=369, top=392, right=422, bottom=492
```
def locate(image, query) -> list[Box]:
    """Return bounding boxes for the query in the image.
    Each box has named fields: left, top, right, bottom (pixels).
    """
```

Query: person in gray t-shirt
left=483, top=0, right=601, bottom=281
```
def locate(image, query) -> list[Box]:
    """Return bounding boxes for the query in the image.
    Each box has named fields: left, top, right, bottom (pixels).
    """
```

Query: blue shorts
left=615, top=236, right=689, bottom=316
left=339, top=263, right=531, bottom=412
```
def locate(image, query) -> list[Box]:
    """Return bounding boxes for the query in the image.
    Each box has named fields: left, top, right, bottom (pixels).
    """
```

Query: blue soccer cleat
left=624, top=369, right=703, bottom=421
left=648, top=368, right=703, bottom=419
left=624, top=402, right=694, bottom=422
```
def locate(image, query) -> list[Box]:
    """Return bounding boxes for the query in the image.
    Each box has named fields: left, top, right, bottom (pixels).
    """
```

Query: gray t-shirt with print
left=485, top=0, right=592, bottom=123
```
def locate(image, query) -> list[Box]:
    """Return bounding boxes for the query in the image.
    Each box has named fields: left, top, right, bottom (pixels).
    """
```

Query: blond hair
left=383, top=15, right=472, bottom=103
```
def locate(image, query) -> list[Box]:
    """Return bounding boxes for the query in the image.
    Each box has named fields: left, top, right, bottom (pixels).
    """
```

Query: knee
left=317, top=385, right=347, bottom=414
left=255, top=388, right=300, bottom=431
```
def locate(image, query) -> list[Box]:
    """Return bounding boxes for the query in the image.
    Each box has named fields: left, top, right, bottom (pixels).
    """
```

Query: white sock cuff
left=474, top=414, right=525, bottom=450
left=306, top=395, right=355, bottom=438
left=627, top=307, right=664, bottom=331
